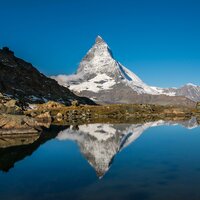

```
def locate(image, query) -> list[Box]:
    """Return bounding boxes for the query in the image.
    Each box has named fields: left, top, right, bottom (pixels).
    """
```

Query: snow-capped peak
left=77, top=36, right=165, bottom=94
left=77, top=35, right=116, bottom=76
left=95, top=35, right=106, bottom=44
left=52, top=36, right=200, bottom=102
left=186, top=83, right=197, bottom=87
left=53, top=36, right=162, bottom=95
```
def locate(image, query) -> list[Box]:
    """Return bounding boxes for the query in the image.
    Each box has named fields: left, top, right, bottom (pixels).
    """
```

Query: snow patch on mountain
left=70, top=74, right=116, bottom=93
left=186, top=83, right=197, bottom=87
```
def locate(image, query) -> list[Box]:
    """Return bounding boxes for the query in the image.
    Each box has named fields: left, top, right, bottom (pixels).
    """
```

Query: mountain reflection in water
left=1, top=117, right=200, bottom=200
left=57, top=117, right=199, bottom=178
left=0, top=117, right=199, bottom=177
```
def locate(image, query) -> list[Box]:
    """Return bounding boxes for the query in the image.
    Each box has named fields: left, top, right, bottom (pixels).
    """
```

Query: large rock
left=0, top=93, right=23, bottom=114
left=35, top=101, right=65, bottom=110
left=0, top=114, right=51, bottom=131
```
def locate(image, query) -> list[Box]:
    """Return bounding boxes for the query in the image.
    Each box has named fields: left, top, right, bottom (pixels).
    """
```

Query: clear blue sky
left=0, top=0, right=200, bottom=87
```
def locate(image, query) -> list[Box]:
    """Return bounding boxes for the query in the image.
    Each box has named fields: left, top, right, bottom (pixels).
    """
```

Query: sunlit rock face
left=56, top=119, right=199, bottom=178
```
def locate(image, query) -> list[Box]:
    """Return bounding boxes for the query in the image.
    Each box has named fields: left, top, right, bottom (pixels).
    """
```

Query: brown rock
left=35, top=112, right=51, bottom=128
left=0, top=129, right=40, bottom=148
left=0, top=114, right=50, bottom=131
left=36, top=101, right=65, bottom=110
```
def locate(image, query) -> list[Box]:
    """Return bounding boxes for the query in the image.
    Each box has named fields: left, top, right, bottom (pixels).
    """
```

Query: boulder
left=0, top=114, right=50, bottom=131
left=36, top=101, right=65, bottom=110
left=71, top=100, right=79, bottom=107
left=0, top=93, right=23, bottom=114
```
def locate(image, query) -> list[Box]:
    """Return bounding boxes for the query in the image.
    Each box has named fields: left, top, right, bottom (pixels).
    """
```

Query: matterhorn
left=52, top=36, right=199, bottom=106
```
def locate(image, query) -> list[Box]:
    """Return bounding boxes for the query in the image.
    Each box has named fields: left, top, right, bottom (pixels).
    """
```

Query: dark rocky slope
left=0, top=47, right=95, bottom=105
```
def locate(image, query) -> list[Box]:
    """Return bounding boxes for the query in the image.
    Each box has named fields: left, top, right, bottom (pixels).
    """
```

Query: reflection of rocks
left=0, top=126, right=68, bottom=172
left=57, top=119, right=199, bottom=178
left=177, top=117, right=199, bottom=129
left=0, top=131, right=40, bottom=148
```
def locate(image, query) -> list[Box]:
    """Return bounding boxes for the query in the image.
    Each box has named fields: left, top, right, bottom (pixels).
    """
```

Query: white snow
left=29, top=95, right=42, bottom=101
left=151, top=87, right=176, bottom=96
left=28, top=104, right=38, bottom=110
left=69, top=73, right=116, bottom=93
left=186, top=83, right=198, bottom=87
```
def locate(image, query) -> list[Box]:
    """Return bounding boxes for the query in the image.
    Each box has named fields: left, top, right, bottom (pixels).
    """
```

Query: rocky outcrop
left=35, top=101, right=65, bottom=110
left=0, top=114, right=51, bottom=131
left=0, top=112, right=52, bottom=152
left=0, top=47, right=95, bottom=106
left=0, top=93, right=24, bottom=114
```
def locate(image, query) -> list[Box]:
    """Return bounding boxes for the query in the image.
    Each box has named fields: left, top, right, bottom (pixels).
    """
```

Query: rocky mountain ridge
left=0, top=47, right=95, bottom=106
left=52, top=36, right=199, bottom=106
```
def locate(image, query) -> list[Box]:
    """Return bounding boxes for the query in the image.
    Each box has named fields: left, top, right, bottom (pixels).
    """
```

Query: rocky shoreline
left=25, top=100, right=200, bottom=126
left=1, top=93, right=200, bottom=133
left=0, top=93, right=51, bottom=133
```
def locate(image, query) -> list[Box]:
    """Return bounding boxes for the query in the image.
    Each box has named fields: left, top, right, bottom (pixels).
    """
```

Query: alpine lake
left=0, top=112, right=200, bottom=200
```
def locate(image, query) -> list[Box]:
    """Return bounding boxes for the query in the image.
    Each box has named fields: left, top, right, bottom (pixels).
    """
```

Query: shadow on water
left=0, top=125, right=69, bottom=172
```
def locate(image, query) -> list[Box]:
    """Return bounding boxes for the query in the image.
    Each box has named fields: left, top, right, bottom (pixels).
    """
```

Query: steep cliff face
left=0, top=47, right=95, bottom=106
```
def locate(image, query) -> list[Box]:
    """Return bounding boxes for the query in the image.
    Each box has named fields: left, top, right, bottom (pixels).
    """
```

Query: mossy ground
left=25, top=103, right=198, bottom=126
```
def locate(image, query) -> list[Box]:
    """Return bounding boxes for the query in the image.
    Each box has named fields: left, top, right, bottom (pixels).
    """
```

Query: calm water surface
left=0, top=120, right=200, bottom=200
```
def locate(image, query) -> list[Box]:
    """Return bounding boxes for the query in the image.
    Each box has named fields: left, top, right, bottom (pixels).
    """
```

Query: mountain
left=57, top=119, right=199, bottom=178
left=52, top=36, right=198, bottom=107
left=0, top=47, right=95, bottom=105
left=162, top=83, right=200, bottom=102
